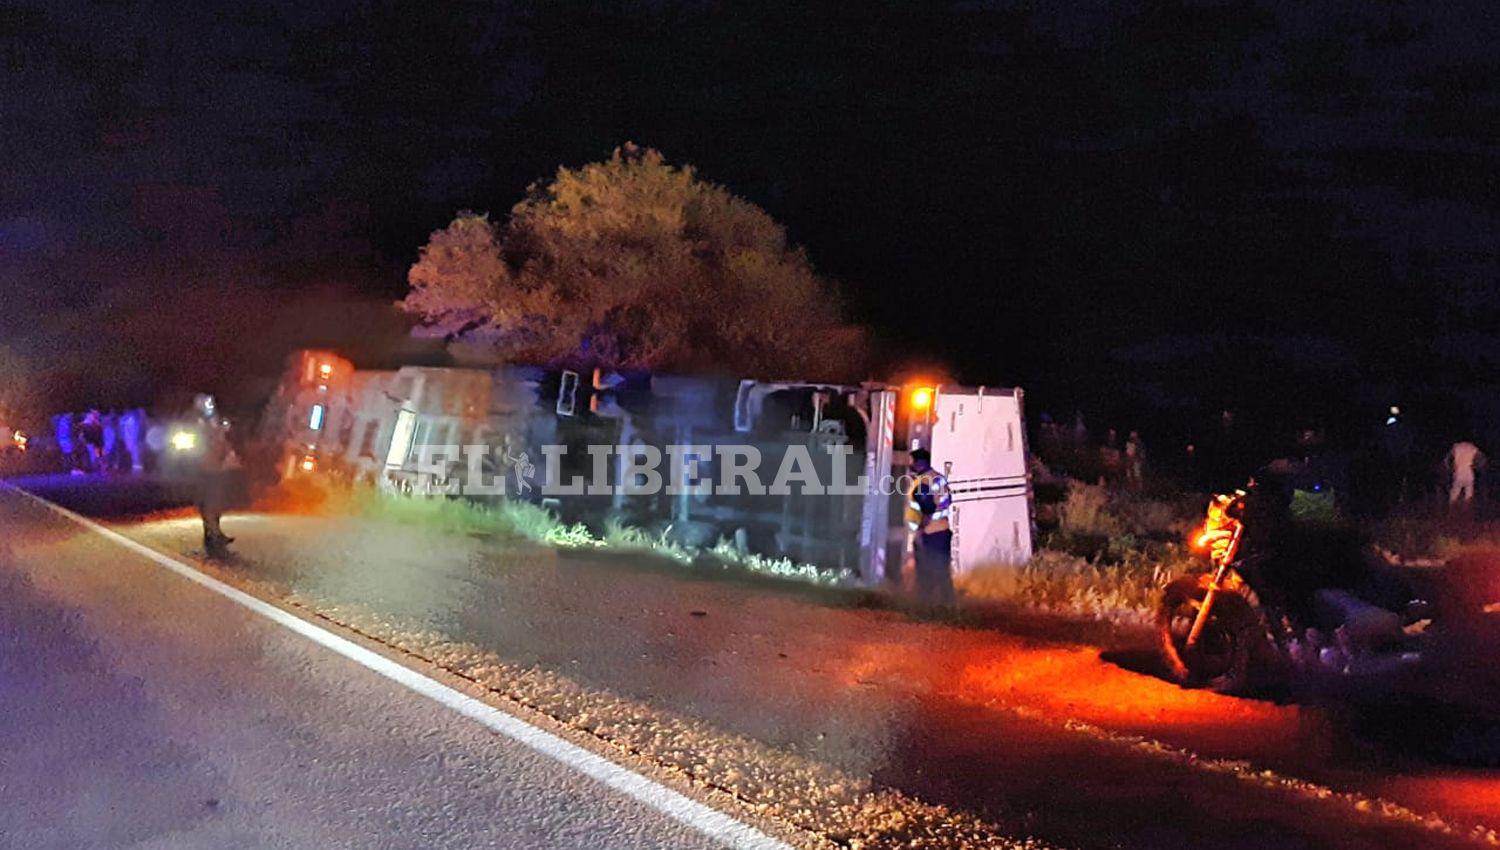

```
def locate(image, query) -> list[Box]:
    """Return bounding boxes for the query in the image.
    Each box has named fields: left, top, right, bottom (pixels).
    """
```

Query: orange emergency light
left=911, top=386, right=934, bottom=411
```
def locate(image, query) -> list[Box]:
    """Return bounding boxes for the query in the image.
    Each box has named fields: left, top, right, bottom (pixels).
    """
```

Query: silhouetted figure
left=101, top=410, right=119, bottom=471
left=52, top=414, right=77, bottom=473
left=1124, top=430, right=1146, bottom=490
left=189, top=394, right=238, bottom=552
left=119, top=408, right=146, bottom=473
left=1377, top=414, right=1414, bottom=509
left=78, top=411, right=105, bottom=474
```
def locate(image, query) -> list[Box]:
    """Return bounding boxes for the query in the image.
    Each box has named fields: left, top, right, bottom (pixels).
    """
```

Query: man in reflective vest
left=905, top=448, right=954, bottom=606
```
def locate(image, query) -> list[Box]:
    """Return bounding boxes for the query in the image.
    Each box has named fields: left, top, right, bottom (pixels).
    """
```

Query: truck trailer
left=260, top=351, right=1034, bottom=582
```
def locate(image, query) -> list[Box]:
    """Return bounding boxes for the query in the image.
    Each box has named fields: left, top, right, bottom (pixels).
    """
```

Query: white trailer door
left=929, top=388, right=1033, bottom=574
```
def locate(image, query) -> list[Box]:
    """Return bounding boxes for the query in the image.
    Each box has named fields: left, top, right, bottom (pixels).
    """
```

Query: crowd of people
left=48, top=409, right=152, bottom=475
left=30, top=400, right=241, bottom=552
left=1033, top=413, right=1153, bottom=492
left=1034, top=409, right=1493, bottom=518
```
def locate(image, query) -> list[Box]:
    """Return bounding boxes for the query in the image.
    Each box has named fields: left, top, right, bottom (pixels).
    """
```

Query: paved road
left=6, top=474, right=1499, bottom=849
left=0, top=483, right=775, bottom=850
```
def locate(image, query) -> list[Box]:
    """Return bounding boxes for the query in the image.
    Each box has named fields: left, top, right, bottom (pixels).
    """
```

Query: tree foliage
left=402, top=144, right=867, bottom=379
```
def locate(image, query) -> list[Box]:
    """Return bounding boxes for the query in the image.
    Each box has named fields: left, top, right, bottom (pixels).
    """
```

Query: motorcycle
left=1157, top=478, right=1432, bottom=693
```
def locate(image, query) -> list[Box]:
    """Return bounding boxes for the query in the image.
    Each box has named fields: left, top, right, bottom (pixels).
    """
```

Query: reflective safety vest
left=905, top=469, right=952, bottom=535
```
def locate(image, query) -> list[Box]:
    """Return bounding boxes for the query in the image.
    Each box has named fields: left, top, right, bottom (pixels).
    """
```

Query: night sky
left=4, top=1, right=1500, bottom=449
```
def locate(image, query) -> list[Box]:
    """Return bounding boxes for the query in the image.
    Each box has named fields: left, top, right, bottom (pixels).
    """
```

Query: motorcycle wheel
left=1157, top=575, right=1260, bottom=693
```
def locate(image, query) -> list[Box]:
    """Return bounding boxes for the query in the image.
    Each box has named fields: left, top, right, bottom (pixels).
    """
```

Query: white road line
left=2, top=483, right=797, bottom=850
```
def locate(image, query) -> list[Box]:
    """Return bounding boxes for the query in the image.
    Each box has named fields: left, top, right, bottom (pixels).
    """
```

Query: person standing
left=190, top=394, right=239, bottom=551
left=100, top=410, right=119, bottom=472
left=1100, top=428, right=1122, bottom=483
left=1446, top=439, right=1486, bottom=510
left=904, top=448, right=954, bottom=607
left=119, top=408, right=146, bottom=474
left=1125, top=430, right=1146, bottom=491
left=1071, top=411, right=1088, bottom=445
left=78, top=410, right=106, bottom=474
left=52, top=414, right=77, bottom=473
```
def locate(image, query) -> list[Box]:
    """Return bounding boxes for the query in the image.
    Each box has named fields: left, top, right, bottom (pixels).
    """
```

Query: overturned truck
left=261, top=350, right=1034, bottom=582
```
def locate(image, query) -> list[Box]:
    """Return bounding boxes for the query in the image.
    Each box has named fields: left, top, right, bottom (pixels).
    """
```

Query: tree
left=402, top=144, right=868, bottom=379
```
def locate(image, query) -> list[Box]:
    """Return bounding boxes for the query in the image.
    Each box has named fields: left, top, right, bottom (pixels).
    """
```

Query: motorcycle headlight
left=170, top=430, right=197, bottom=452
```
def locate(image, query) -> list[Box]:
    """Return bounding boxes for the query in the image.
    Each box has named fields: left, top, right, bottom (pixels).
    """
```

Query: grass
left=354, top=489, right=512, bottom=535
left=1057, top=480, right=1124, bottom=537
left=707, top=538, right=855, bottom=585
left=349, top=477, right=1197, bottom=622
left=1374, top=509, right=1500, bottom=563
left=958, top=547, right=1197, bottom=626
left=602, top=519, right=695, bottom=564
left=962, top=480, right=1204, bottom=625
left=356, top=490, right=847, bottom=584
